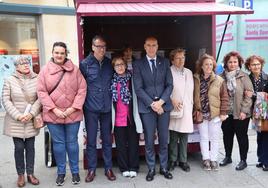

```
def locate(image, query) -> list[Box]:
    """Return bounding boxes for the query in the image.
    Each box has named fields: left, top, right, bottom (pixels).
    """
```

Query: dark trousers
left=114, top=120, right=139, bottom=172
left=221, top=115, right=250, bottom=161
left=140, top=111, right=170, bottom=170
left=84, top=110, right=113, bottom=171
left=169, top=131, right=188, bottom=163
left=13, top=137, right=35, bottom=175
left=257, top=131, right=268, bottom=165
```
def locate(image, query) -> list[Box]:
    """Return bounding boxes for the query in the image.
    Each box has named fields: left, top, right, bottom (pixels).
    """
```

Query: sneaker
left=203, top=160, right=211, bottom=171
left=122, top=171, right=130, bottom=177
left=56, top=174, right=65, bottom=186
left=72, top=173, right=80, bottom=185
left=210, top=161, right=219, bottom=171
left=129, top=171, right=137, bottom=178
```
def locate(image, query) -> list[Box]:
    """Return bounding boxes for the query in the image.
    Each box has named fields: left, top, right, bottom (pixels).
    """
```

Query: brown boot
left=17, top=175, right=25, bottom=187
left=27, top=174, right=40, bottom=185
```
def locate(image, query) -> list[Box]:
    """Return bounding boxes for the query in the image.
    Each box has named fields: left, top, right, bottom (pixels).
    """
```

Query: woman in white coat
left=168, top=48, right=194, bottom=172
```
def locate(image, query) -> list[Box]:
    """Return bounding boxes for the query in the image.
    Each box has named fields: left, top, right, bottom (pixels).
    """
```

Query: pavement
left=0, top=116, right=268, bottom=188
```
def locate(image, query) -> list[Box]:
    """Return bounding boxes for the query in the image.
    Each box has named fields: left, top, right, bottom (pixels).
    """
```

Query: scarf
left=111, top=71, right=132, bottom=104
left=200, top=74, right=210, bottom=119
left=225, top=69, right=239, bottom=93
left=253, top=73, right=262, bottom=92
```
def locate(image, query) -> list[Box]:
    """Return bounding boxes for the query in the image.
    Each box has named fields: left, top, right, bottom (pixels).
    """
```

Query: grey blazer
left=133, top=56, right=173, bottom=113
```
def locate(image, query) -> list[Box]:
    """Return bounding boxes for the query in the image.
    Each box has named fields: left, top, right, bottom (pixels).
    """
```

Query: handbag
left=33, top=113, right=44, bottom=129
left=193, top=110, right=203, bottom=124
left=170, top=107, right=183, bottom=118
left=261, top=119, right=268, bottom=132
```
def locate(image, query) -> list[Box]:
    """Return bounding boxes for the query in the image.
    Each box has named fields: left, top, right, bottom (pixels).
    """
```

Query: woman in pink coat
left=37, top=42, right=86, bottom=186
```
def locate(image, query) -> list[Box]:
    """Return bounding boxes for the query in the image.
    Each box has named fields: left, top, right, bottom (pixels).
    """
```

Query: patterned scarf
left=200, top=74, right=210, bottom=119
left=225, top=69, right=240, bottom=94
left=111, top=71, right=132, bottom=104
left=253, top=73, right=262, bottom=92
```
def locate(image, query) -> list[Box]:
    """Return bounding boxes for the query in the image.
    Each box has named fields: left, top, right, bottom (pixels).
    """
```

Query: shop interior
left=83, top=15, right=212, bottom=72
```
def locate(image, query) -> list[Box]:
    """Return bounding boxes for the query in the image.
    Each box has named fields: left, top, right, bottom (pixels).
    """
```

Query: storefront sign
left=243, top=0, right=253, bottom=9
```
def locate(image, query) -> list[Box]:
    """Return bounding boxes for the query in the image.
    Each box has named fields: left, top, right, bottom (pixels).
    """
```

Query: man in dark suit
left=80, top=35, right=116, bottom=182
left=133, top=37, right=173, bottom=181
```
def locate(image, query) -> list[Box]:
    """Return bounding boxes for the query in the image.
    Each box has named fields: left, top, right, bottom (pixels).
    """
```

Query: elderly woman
left=167, top=48, right=194, bottom=172
left=193, top=54, right=229, bottom=171
left=220, top=51, right=253, bottom=171
left=245, top=55, right=268, bottom=171
left=111, top=56, right=142, bottom=178
left=37, top=42, right=87, bottom=186
left=2, top=56, right=41, bottom=187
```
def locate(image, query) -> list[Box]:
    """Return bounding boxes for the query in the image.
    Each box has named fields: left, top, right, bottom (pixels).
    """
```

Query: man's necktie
left=150, top=59, right=157, bottom=75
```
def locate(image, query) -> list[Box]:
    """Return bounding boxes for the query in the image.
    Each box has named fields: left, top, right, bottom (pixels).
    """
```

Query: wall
left=41, top=14, right=78, bottom=65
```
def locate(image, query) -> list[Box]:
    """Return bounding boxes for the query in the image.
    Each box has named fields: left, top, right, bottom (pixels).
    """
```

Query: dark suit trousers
left=221, top=115, right=250, bottom=161
left=140, top=111, right=170, bottom=170
left=114, top=120, right=139, bottom=172
left=257, top=131, right=268, bottom=165
left=84, top=110, right=113, bottom=171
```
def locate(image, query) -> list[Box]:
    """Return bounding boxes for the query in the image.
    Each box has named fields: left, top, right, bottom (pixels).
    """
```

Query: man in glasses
left=80, top=35, right=116, bottom=182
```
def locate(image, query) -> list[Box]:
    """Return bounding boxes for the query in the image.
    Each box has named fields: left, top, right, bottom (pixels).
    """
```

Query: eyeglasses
left=114, top=63, right=125, bottom=68
left=18, top=62, right=30, bottom=65
left=93, top=44, right=106, bottom=49
left=250, top=63, right=261, bottom=67
left=174, top=57, right=185, bottom=60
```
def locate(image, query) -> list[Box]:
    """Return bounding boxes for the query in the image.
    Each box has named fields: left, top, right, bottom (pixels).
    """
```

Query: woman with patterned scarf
left=193, top=54, right=229, bottom=171
left=220, top=51, right=253, bottom=171
left=244, top=55, right=268, bottom=171
left=111, top=56, right=142, bottom=178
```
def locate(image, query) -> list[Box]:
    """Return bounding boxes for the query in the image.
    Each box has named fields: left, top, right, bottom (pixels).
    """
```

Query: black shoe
left=263, top=165, right=268, bottom=171
left=179, top=162, right=190, bottom=172
left=72, top=173, right=80, bottom=185
left=146, top=169, right=155, bottom=181
left=235, top=160, right=247, bottom=171
left=256, top=162, right=263, bottom=168
left=219, top=157, right=232, bottom=166
left=159, top=168, right=173, bottom=179
left=167, top=161, right=176, bottom=171
left=56, top=174, right=65, bottom=186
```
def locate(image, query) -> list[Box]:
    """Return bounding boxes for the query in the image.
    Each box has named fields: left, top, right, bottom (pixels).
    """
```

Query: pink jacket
left=37, top=59, right=87, bottom=124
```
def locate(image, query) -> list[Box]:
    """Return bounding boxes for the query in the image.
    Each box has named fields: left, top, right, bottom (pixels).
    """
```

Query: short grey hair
left=14, top=56, right=31, bottom=66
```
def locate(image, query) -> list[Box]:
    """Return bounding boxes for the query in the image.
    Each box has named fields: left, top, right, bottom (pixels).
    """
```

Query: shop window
left=0, top=14, right=40, bottom=73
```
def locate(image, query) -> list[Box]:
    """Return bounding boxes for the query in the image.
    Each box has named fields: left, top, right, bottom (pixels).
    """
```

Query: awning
left=76, top=2, right=253, bottom=16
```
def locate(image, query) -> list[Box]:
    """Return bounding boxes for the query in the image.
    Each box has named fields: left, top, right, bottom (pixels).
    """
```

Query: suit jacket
left=133, top=56, right=173, bottom=113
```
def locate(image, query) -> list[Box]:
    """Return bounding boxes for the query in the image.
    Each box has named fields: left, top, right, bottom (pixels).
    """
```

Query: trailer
left=74, top=0, right=253, bottom=169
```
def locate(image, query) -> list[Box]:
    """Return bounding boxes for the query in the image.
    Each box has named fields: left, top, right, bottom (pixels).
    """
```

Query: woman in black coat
left=245, top=55, right=268, bottom=171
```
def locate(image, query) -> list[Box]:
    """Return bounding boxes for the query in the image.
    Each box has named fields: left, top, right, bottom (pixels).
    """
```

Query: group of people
left=2, top=35, right=268, bottom=187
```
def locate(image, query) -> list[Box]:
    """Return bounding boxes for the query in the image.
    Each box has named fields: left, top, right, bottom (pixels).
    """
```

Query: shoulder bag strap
left=48, top=70, right=65, bottom=95
left=15, top=76, right=32, bottom=104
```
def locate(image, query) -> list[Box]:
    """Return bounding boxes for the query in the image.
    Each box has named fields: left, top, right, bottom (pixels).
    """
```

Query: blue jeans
left=47, top=122, right=80, bottom=175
